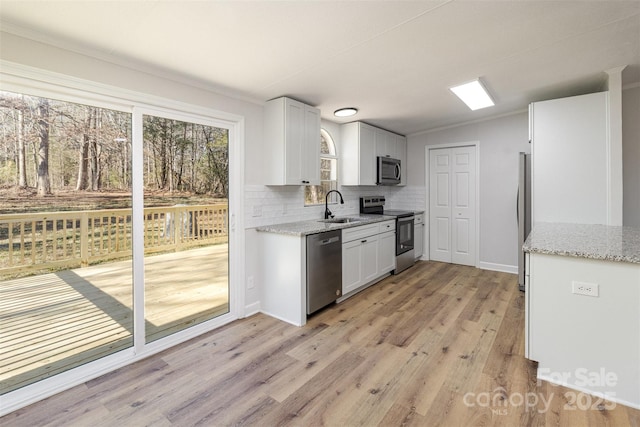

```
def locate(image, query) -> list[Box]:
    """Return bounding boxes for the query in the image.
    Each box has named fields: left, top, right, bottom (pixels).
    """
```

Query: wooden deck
left=0, top=244, right=228, bottom=395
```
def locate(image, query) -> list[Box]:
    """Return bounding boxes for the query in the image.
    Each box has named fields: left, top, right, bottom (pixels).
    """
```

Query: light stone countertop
left=255, top=214, right=397, bottom=237
left=523, top=222, right=640, bottom=264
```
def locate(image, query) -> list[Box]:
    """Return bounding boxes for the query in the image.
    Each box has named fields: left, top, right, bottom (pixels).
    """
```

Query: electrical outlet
left=572, top=281, right=598, bottom=297
left=247, top=275, right=255, bottom=289
left=282, top=204, right=287, bottom=215
left=252, top=205, right=262, bottom=217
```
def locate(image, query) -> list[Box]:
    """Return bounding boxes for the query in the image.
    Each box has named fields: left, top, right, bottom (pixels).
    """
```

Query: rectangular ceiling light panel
left=449, top=79, right=494, bottom=110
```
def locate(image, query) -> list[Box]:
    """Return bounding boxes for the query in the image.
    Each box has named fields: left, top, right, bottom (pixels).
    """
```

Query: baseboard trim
left=244, top=301, right=261, bottom=317
left=478, top=261, right=518, bottom=274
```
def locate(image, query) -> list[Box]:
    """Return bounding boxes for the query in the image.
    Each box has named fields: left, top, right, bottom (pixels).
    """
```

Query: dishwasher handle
left=319, top=236, right=340, bottom=245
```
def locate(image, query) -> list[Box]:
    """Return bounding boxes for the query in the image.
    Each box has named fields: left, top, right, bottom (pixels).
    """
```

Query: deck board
left=0, top=244, right=228, bottom=394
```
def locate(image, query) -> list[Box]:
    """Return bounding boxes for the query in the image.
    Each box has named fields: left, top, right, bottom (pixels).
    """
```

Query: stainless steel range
left=360, top=196, right=415, bottom=274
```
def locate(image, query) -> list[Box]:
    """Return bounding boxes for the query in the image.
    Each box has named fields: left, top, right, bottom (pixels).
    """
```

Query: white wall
left=622, top=85, right=640, bottom=227
left=407, top=113, right=530, bottom=271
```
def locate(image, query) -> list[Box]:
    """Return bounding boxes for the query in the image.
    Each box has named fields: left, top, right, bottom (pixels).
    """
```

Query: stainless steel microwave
left=377, top=156, right=401, bottom=185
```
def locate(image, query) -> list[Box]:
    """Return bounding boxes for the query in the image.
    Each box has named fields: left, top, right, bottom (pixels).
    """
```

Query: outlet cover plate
left=572, top=281, right=599, bottom=297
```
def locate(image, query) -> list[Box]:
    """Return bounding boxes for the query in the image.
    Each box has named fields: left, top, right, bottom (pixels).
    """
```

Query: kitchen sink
left=320, top=217, right=363, bottom=224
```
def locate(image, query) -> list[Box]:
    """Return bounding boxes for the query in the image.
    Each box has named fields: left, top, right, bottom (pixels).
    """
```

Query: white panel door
left=429, top=146, right=476, bottom=267
left=429, top=149, right=452, bottom=262
left=451, top=146, right=476, bottom=266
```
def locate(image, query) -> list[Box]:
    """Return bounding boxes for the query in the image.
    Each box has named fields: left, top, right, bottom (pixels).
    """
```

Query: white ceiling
left=1, top=1, right=639, bottom=135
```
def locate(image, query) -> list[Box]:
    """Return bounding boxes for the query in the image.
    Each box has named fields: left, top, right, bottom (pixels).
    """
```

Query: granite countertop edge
left=255, top=214, right=397, bottom=237
left=523, top=222, right=640, bottom=264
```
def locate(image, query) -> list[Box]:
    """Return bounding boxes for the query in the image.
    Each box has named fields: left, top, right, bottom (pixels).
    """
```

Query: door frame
left=0, top=60, right=246, bottom=415
left=424, top=142, right=480, bottom=267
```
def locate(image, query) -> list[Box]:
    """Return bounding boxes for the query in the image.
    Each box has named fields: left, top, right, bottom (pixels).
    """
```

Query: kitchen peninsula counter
left=523, top=222, right=640, bottom=264
left=523, top=222, right=640, bottom=408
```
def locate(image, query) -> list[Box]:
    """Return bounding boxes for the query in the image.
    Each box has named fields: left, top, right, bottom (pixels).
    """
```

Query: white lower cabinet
left=361, top=236, right=380, bottom=287
left=378, top=231, right=396, bottom=274
left=414, top=213, right=424, bottom=259
left=342, top=221, right=395, bottom=296
left=342, top=234, right=378, bottom=295
left=342, top=240, right=362, bottom=294
left=527, top=253, right=640, bottom=406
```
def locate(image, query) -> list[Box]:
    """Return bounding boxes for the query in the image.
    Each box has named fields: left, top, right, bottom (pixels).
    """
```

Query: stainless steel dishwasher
left=306, top=229, right=342, bottom=315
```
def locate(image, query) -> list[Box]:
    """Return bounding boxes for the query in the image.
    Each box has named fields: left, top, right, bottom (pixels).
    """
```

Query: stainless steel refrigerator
left=517, top=152, right=531, bottom=292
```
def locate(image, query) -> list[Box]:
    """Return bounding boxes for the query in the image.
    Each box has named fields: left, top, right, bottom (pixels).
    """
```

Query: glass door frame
left=0, top=61, right=245, bottom=415
left=132, top=105, right=240, bottom=352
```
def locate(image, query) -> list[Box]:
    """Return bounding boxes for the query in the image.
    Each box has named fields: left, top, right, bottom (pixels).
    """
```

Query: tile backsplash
left=244, top=184, right=425, bottom=228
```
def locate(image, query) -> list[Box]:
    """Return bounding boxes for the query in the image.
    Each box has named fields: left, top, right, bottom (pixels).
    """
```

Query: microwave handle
left=394, top=163, right=401, bottom=180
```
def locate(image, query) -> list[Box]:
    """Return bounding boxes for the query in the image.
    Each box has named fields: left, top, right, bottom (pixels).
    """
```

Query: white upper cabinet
left=530, top=92, right=611, bottom=224
left=264, top=97, right=320, bottom=185
left=340, top=122, right=376, bottom=186
left=375, top=128, right=395, bottom=159
left=340, top=121, right=407, bottom=186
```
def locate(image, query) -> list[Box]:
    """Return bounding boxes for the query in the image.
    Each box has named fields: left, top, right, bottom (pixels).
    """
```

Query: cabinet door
left=375, top=129, right=394, bottom=159
left=414, top=223, right=423, bottom=259
left=377, top=231, right=396, bottom=274
left=342, top=240, right=363, bottom=294
left=359, top=124, right=376, bottom=185
left=303, top=104, right=321, bottom=185
left=531, top=92, right=609, bottom=224
left=396, top=135, right=407, bottom=186
left=361, top=235, right=379, bottom=284
left=284, top=99, right=305, bottom=185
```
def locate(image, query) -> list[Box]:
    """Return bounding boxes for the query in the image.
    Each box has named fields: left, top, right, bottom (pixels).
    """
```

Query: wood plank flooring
left=2, top=261, right=639, bottom=426
left=0, top=244, right=228, bottom=394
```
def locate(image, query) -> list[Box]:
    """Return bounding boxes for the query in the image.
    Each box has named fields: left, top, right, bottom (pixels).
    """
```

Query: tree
left=89, top=108, right=101, bottom=191
left=16, top=106, right=27, bottom=188
left=75, top=108, right=91, bottom=191
left=35, top=98, right=51, bottom=196
left=0, top=94, right=30, bottom=188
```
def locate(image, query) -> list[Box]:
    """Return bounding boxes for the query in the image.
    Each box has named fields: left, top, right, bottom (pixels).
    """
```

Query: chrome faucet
left=324, top=190, right=344, bottom=219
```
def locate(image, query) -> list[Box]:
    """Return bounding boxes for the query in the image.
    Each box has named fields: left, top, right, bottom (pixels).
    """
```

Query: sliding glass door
left=0, top=91, right=133, bottom=394
left=0, top=81, right=237, bottom=403
left=141, top=113, right=229, bottom=343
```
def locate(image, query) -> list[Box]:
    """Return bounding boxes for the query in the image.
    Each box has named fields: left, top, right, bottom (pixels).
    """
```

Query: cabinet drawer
left=342, top=224, right=379, bottom=243
left=378, top=220, right=395, bottom=233
left=414, top=214, right=424, bottom=225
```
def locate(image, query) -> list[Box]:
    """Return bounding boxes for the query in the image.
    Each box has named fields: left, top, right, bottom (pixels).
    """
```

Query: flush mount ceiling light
left=334, top=107, right=358, bottom=117
left=449, top=79, right=495, bottom=111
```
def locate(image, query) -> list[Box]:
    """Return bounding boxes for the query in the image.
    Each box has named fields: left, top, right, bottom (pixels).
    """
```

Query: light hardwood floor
left=2, top=261, right=639, bottom=426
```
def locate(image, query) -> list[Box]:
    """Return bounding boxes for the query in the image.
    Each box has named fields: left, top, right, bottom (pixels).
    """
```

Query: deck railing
left=0, top=204, right=227, bottom=277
